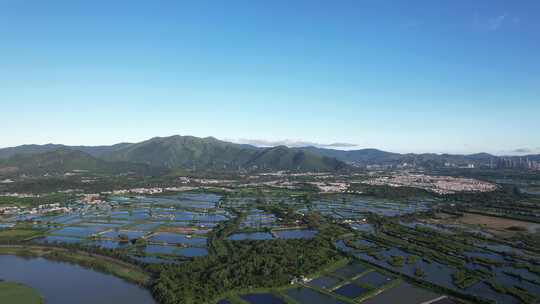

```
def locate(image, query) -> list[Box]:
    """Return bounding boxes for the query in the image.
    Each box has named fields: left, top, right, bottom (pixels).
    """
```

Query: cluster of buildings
left=362, top=173, right=497, bottom=194
left=257, top=171, right=330, bottom=177
left=1, top=192, right=40, bottom=198
left=107, top=188, right=164, bottom=195
left=101, top=186, right=197, bottom=196
left=0, top=206, right=20, bottom=215
left=238, top=179, right=351, bottom=193
left=311, top=182, right=349, bottom=193
left=80, top=194, right=106, bottom=204
left=444, top=163, right=476, bottom=169
left=35, top=203, right=71, bottom=214
left=493, top=157, right=540, bottom=171
left=0, top=203, right=71, bottom=216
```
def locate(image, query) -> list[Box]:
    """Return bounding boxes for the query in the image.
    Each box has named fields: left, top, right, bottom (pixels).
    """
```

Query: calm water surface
left=0, top=255, right=155, bottom=304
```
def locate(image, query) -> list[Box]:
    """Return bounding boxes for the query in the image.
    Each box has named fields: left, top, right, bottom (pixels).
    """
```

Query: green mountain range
left=296, top=147, right=540, bottom=168
left=0, top=136, right=348, bottom=175
left=0, top=148, right=162, bottom=176
left=1, top=135, right=538, bottom=176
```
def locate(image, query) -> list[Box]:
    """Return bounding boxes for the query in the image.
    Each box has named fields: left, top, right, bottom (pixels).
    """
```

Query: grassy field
left=46, top=250, right=150, bottom=285
left=0, top=228, right=43, bottom=241
left=0, top=281, right=43, bottom=304
left=0, top=229, right=36, bottom=238
left=434, top=212, right=540, bottom=236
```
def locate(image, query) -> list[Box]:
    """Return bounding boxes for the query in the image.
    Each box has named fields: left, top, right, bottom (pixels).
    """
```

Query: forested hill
left=0, top=136, right=348, bottom=174
left=0, top=148, right=163, bottom=176
left=1, top=135, right=538, bottom=173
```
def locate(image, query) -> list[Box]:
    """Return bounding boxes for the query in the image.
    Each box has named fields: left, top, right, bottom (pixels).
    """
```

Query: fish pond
left=240, top=293, right=286, bottom=304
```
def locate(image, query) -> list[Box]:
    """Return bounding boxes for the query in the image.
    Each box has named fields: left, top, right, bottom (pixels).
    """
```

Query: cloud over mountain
left=508, top=147, right=540, bottom=155
left=233, top=138, right=358, bottom=149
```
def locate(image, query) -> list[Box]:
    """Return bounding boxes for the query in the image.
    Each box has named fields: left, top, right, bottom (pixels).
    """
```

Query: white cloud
left=233, top=138, right=358, bottom=150
left=512, top=148, right=532, bottom=153
left=499, top=147, right=540, bottom=155
left=488, top=14, right=508, bottom=30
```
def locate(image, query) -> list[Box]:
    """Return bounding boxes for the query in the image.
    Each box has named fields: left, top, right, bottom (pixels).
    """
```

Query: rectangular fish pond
left=285, top=287, right=349, bottom=304
left=333, top=283, right=369, bottom=299
left=240, top=293, right=286, bottom=304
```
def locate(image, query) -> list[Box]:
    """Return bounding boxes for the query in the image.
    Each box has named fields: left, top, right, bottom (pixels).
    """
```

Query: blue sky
left=1, top=0, right=539, bottom=154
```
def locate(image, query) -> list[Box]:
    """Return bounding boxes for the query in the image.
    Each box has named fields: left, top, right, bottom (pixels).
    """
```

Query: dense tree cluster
left=152, top=237, right=341, bottom=304
left=151, top=210, right=346, bottom=304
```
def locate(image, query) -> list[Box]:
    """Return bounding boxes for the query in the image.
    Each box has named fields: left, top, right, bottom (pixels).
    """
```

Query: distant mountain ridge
left=1, top=135, right=538, bottom=175
left=0, top=135, right=349, bottom=174
left=0, top=143, right=132, bottom=159
left=294, top=146, right=540, bottom=168
left=296, top=146, right=402, bottom=164
left=0, top=147, right=163, bottom=176
left=101, top=135, right=346, bottom=172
